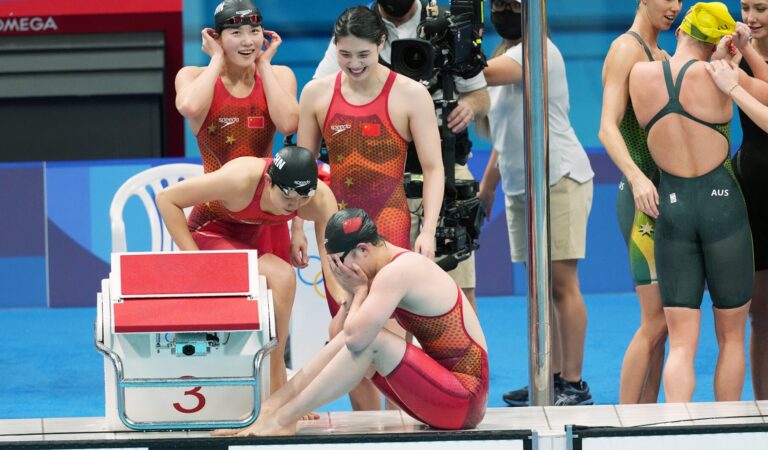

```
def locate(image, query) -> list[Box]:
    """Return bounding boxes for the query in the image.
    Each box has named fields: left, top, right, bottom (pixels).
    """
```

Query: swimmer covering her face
left=211, top=208, right=489, bottom=437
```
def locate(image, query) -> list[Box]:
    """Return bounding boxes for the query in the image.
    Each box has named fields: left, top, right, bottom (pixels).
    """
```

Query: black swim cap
left=267, top=146, right=318, bottom=197
left=324, top=208, right=381, bottom=256
left=214, top=0, right=262, bottom=33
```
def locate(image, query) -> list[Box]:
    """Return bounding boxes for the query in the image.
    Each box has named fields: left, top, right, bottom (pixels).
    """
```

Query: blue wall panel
left=46, top=165, right=92, bottom=252
left=0, top=164, right=45, bottom=257
left=0, top=257, right=47, bottom=308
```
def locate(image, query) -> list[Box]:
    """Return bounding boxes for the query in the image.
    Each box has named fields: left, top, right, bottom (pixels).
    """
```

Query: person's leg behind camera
left=550, top=177, right=593, bottom=406
left=501, top=177, right=593, bottom=406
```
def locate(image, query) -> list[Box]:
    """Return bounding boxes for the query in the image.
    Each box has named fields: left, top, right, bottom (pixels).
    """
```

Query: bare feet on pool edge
left=301, top=412, right=321, bottom=421
left=211, top=414, right=298, bottom=437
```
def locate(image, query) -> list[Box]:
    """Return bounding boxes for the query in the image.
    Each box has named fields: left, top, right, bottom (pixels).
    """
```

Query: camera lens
left=182, top=344, right=196, bottom=356
left=404, top=46, right=428, bottom=71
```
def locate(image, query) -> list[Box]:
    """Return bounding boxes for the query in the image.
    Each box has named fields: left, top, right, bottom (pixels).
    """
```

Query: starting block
left=94, top=250, right=276, bottom=431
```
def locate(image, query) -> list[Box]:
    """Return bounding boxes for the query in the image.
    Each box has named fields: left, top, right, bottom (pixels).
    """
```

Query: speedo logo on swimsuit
left=294, top=180, right=311, bottom=187
left=669, top=193, right=677, bottom=204
left=330, top=124, right=352, bottom=136
left=711, top=189, right=729, bottom=197
left=218, top=117, right=240, bottom=129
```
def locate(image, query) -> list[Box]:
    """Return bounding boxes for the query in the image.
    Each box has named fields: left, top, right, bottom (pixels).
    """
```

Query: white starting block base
left=96, top=250, right=277, bottom=431
left=2, top=402, right=767, bottom=448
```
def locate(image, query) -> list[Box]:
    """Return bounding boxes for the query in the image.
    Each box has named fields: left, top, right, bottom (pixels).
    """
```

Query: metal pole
left=522, top=0, right=552, bottom=406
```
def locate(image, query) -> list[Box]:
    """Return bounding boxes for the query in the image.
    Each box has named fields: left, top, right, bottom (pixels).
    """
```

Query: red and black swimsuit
left=186, top=159, right=297, bottom=254
left=371, top=252, right=489, bottom=429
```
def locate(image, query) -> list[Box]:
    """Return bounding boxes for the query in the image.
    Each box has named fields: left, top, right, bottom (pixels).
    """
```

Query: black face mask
left=491, top=10, right=522, bottom=41
left=378, top=0, right=413, bottom=18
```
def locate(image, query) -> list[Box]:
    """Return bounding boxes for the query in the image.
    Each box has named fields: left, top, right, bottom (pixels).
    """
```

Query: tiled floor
left=0, top=402, right=765, bottom=443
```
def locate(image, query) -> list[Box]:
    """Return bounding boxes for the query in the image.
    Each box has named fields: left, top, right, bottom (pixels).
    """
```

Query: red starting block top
left=113, top=296, right=260, bottom=333
left=119, top=253, right=251, bottom=297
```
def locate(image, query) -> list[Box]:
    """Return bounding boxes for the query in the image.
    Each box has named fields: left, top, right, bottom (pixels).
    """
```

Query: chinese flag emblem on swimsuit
left=248, top=116, right=265, bottom=129
left=361, top=122, right=381, bottom=137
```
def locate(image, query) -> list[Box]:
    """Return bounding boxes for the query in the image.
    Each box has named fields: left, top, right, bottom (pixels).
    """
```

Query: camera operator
left=476, top=0, right=593, bottom=407
left=314, top=0, right=490, bottom=312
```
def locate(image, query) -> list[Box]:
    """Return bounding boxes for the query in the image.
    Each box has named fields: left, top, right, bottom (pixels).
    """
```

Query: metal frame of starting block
left=94, top=250, right=277, bottom=431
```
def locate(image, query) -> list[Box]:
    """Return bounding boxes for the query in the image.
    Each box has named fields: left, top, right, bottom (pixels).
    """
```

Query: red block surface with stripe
left=113, top=296, right=260, bottom=333
left=120, top=253, right=250, bottom=296
left=114, top=252, right=259, bottom=333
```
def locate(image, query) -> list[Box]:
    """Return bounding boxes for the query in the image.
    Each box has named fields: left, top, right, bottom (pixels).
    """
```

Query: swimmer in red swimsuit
left=156, top=146, right=343, bottom=395
left=174, top=0, right=304, bottom=266
left=213, top=208, right=489, bottom=437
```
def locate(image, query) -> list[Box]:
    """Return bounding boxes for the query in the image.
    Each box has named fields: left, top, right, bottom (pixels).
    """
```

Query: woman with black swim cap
left=213, top=208, right=488, bottom=437
left=175, top=0, right=305, bottom=267
left=156, top=146, right=343, bottom=395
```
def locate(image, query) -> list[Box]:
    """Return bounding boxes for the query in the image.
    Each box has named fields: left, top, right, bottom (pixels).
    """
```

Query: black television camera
left=390, top=0, right=486, bottom=89
left=390, top=0, right=487, bottom=272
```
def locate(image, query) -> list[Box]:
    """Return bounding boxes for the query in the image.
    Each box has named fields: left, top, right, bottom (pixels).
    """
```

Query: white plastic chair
left=110, top=163, right=203, bottom=252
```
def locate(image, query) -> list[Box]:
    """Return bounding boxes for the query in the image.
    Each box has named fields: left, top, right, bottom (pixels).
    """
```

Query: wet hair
left=324, top=208, right=383, bottom=256
left=332, top=6, right=388, bottom=45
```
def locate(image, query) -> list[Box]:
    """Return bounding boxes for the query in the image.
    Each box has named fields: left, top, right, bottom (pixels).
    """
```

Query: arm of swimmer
left=410, top=85, right=445, bottom=258
left=729, top=84, right=768, bottom=132
left=297, top=183, right=344, bottom=301
left=289, top=218, right=309, bottom=268
left=255, top=30, right=299, bottom=134
left=600, top=43, right=659, bottom=218
left=155, top=159, right=258, bottom=251
left=739, top=44, right=768, bottom=84
left=738, top=68, right=768, bottom=105
left=707, top=60, right=768, bottom=131
left=342, top=265, right=406, bottom=353
left=258, top=63, right=299, bottom=135
left=482, top=53, right=523, bottom=86
left=175, top=30, right=224, bottom=130
left=296, top=81, right=324, bottom=156
left=728, top=23, right=768, bottom=84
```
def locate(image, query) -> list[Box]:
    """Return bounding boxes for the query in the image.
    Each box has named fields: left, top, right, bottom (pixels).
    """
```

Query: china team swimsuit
left=186, top=159, right=298, bottom=253
left=371, top=252, right=489, bottom=429
left=322, top=70, right=412, bottom=250
left=195, top=73, right=291, bottom=262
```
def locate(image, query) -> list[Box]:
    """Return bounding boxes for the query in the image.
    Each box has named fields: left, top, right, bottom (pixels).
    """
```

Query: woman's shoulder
left=176, top=65, right=207, bottom=80
left=629, top=60, right=660, bottom=79
left=303, top=73, right=336, bottom=94
left=271, top=64, right=297, bottom=78
left=391, top=72, right=430, bottom=98
left=221, top=156, right=265, bottom=173
left=606, top=33, right=649, bottom=64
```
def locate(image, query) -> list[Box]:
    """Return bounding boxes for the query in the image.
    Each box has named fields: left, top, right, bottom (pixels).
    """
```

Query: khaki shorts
left=505, top=177, right=593, bottom=263
left=409, top=164, right=476, bottom=289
